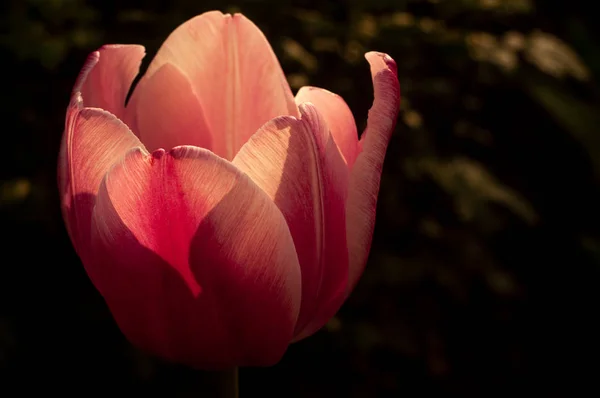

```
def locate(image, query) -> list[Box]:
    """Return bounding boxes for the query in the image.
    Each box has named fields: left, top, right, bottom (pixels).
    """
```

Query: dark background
left=1, top=0, right=600, bottom=396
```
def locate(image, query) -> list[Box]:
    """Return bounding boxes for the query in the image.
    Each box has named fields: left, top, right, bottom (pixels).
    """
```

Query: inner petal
left=129, top=11, right=298, bottom=160
left=132, top=63, right=212, bottom=152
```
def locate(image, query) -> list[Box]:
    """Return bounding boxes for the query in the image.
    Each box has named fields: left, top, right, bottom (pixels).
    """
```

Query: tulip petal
left=132, top=62, right=212, bottom=152
left=345, top=52, right=400, bottom=295
left=295, top=87, right=359, bottom=167
left=58, top=94, right=144, bottom=266
left=75, top=45, right=145, bottom=121
left=132, top=11, right=298, bottom=159
left=233, top=103, right=348, bottom=341
left=90, top=146, right=301, bottom=368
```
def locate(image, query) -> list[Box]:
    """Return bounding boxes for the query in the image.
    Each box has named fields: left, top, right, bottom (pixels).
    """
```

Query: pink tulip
left=58, top=11, right=400, bottom=369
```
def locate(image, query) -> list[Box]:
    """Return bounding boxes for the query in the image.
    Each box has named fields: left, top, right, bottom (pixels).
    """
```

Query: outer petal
left=90, top=146, right=301, bottom=369
left=295, top=87, right=359, bottom=167
left=58, top=53, right=145, bottom=265
left=76, top=45, right=145, bottom=121
left=59, top=106, right=144, bottom=267
left=133, top=63, right=212, bottom=152
left=130, top=11, right=298, bottom=159
left=345, top=52, right=400, bottom=295
left=233, top=104, right=348, bottom=341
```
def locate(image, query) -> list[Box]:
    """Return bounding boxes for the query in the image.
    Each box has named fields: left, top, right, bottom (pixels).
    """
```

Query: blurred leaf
left=0, top=179, right=31, bottom=206
left=407, top=156, right=538, bottom=225
left=523, top=74, right=600, bottom=179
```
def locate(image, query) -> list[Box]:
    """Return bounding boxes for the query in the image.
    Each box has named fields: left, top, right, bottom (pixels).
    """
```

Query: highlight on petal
left=233, top=103, right=349, bottom=341
left=132, top=62, right=212, bottom=152
left=75, top=45, right=145, bottom=121
left=90, top=146, right=301, bottom=369
left=130, top=11, right=298, bottom=159
left=58, top=96, right=144, bottom=266
left=295, top=86, right=359, bottom=167
left=345, top=52, right=400, bottom=295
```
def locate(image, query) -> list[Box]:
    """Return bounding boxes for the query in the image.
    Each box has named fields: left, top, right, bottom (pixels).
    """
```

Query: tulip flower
left=58, top=11, right=400, bottom=370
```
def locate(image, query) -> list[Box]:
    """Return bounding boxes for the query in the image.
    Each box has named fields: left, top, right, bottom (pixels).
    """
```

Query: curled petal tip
left=344, top=50, right=400, bottom=298
left=365, top=51, right=401, bottom=116
left=365, top=51, right=398, bottom=76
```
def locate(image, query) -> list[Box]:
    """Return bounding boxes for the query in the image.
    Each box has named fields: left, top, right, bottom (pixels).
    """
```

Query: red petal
left=346, top=52, right=400, bottom=295
left=90, top=146, right=301, bottom=369
left=233, top=104, right=349, bottom=341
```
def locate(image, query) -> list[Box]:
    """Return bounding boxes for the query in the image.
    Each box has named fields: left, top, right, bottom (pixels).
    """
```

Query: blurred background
left=1, top=0, right=600, bottom=396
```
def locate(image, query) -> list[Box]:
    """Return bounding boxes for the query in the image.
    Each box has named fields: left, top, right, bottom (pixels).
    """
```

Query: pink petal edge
left=76, top=45, right=145, bottom=121
left=295, top=86, right=359, bottom=168
left=345, top=52, right=400, bottom=295
left=59, top=48, right=146, bottom=283
left=233, top=103, right=349, bottom=341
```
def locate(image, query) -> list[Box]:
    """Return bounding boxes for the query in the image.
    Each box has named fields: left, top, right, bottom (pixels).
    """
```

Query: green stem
left=220, top=367, right=238, bottom=398
left=198, top=367, right=238, bottom=397
left=233, top=367, right=239, bottom=398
